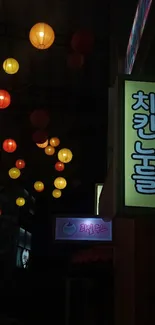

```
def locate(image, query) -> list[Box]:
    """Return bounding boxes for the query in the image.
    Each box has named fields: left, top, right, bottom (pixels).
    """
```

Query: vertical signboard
left=124, top=79, right=155, bottom=207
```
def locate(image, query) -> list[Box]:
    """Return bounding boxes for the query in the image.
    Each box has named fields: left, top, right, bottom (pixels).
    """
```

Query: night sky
left=0, top=0, right=110, bottom=223
left=0, top=0, right=139, bottom=225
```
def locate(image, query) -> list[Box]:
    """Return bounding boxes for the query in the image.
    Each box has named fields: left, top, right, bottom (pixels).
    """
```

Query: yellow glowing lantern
left=3, top=58, right=19, bottom=74
left=52, top=189, right=62, bottom=198
left=8, top=167, right=21, bottom=179
left=54, top=177, right=67, bottom=190
left=16, top=197, right=25, bottom=207
left=34, top=181, right=44, bottom=192
left=45, top=145, right=55, bottom=156
left=36, top=139, right=48, bottom=148
left=50, top=137, right=60, bottom=147
left=58, top=148, right=73, bottom=163
left=29, top=23, right=55, bottom=49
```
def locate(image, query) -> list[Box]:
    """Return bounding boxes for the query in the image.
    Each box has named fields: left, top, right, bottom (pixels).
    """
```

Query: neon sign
left=125, top=0, right=152, bottom=74
left=55, top=217, right=112, bottom=241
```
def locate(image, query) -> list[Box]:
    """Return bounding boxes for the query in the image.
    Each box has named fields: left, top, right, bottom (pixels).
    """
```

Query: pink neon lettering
left=94, top=224, right=100, bottom=233
left=79, top=223, right=85, bottom=232
left=85, top=223, right=94, bottom=235
left=99, top=224, right=108, bottom=232
left=79, top=223, right=108, bottom=235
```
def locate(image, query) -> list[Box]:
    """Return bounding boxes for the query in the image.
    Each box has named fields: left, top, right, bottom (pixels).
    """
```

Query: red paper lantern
left=32, top=130, right=48, bottom=144
left=0, top=90, right=11, bottom=109
left=71, top=30, right=94, bottom=55
left=55, top=161, right=65, bottom=172
left=3, top=139, right=17, bottom=153
left=67, top=53, right=84, bottom=69
left=49, top=137, right=60, bottom=147
left=30, top=110, right=50, bottom=128
left=15, top=159, right=25, bottom=169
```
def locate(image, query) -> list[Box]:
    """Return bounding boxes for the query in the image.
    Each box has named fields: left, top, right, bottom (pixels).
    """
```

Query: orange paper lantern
left=15, top=159, right=25, bottom=169
left=29, top=23, right=55, bottom=50
left=3, top=139, right=17, bottom=153
left=0, top=90, right=11, bottom=109
left=36, top=139, right=48, bottom=148
left=45, top=145, right=55, bottom=156
left=49, top=137, right=60, bottom=147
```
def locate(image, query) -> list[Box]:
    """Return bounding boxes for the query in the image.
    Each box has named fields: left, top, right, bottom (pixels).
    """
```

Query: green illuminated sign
left=125, top=80, right=155, bottom=207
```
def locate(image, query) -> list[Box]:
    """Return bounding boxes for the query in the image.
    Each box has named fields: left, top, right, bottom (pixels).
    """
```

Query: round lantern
left=54, top=177, right=67, bottom=190
left=36, top=139, right=48, bottom=148
left=16, top=197, right=25, bottom=207
left=52, top=189, right=62, bottom=198
left=3, top=139, right=17, bottom=153
left=32, top=130, right=48, bottom=144
left=29, top=23, right=55, bottom=50
left=3, top=58, right=19, bottom=74
left=30, top=109, right=50, bottom=128
left=58, top=148, right=73, bottom=163
left=9, top=167, right=21, bottom=179
left=67, top=52, right=84, bottom=69
left=0, top=90, right=11, bottom=109
left=55, top=161, right=64, bottom=172
left=71, top=30, right=94, bottom=55
left=34, top=181, right=44, bottom=192
left=45, top=145, right=55, bottom=156
left=49, top=137, right=60, bottom=147
left=15, top=159, right=25, bottom=169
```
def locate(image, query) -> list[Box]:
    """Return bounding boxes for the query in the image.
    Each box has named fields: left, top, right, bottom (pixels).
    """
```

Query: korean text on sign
left=132, top=91, right=155, bottom=194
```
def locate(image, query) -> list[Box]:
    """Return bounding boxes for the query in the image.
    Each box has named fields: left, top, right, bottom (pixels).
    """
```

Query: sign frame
left=125, top=0, right=152, bottom=74
left=118, top=75, right=155, bottom=216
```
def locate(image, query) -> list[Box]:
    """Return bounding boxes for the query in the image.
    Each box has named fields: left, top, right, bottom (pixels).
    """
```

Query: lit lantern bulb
left=36, top=139, right=48, bottom=148
left=58, top=148, right=73, bottom=163
left=52, top=189, right=62, bottom=198
left=3, top=58, right=19, bottom=74
left=34, top=181, right=44, bottom=192
left=15, top=159, right=25, bottom=169
left=8, top=167, right=21, bottom=179
left=29, top=22, right=55, bottom=50
left=54, top=177, right=67, bottom=190
left=16, top=197, right=25, bottom=207
left=55, top=161, right=65, bottom=172
left=3, top=139, right=17, bottom=153
left=49, top=137, right=60, bottom=147
left=45, top=145, right=55, bottom=156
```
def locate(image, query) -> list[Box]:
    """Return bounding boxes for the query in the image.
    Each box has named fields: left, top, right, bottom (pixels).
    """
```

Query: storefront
left=99, top=1, right=155, bottom=324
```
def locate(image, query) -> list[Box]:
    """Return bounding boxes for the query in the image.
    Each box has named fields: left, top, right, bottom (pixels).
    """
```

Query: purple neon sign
left=55, top=217, right=112, bottom=241
left=125, top=0, right=152, bottom=74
